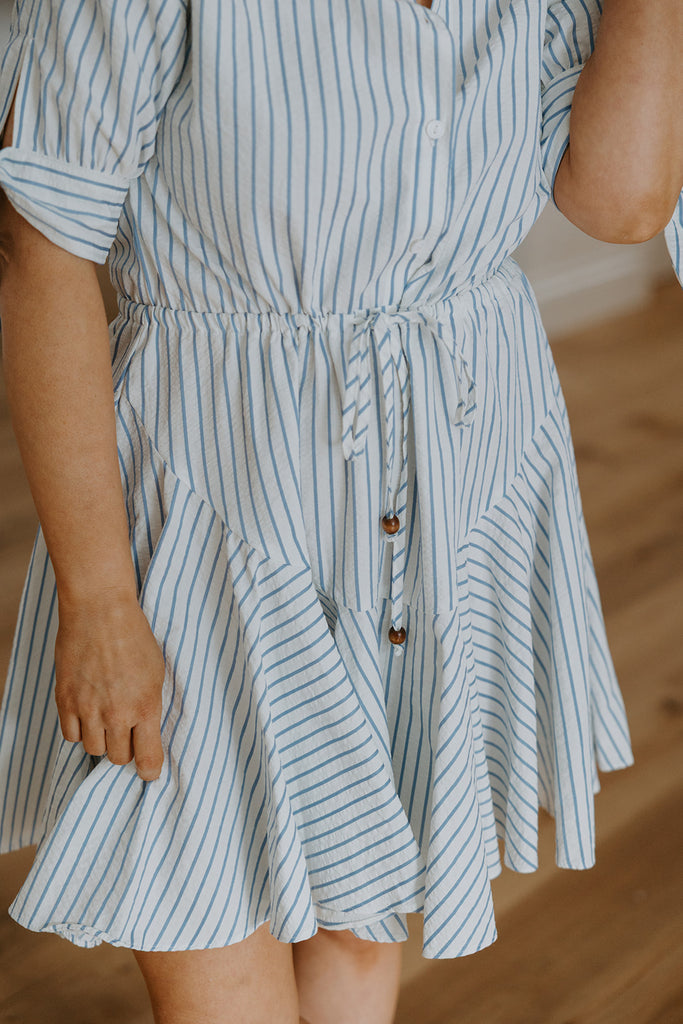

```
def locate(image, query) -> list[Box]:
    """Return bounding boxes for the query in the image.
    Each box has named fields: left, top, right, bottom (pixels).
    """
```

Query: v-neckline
left=410, top=0, right=445, bottom=22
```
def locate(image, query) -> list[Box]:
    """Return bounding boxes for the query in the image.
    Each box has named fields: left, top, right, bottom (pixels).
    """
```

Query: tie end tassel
left=388, top=586, right=406, bottom=653
left=388, top=624, right=406, bottom=652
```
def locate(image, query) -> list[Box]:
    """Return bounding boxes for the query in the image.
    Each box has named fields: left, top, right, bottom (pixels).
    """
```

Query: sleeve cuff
left=539, top=64, right=584, bottom=206
left=0, top=146, right=130, bottom=263
left=664, top=193, right=683, bottom=288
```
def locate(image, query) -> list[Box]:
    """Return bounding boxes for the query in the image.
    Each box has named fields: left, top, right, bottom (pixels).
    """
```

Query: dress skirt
left=0, top=259, right=635, bottom=958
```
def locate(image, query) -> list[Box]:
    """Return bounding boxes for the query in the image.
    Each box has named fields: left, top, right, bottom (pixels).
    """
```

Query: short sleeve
left=0, top=0, right=188, bottom=263
left=539, top=0, right=601, bottom=205
left=664, top=193, right=683, bottom=287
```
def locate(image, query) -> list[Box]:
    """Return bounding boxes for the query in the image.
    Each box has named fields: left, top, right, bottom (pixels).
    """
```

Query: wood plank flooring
left=397, top=783, right=683, bottom=1024
left=1, top=274, right=682, bottom=1023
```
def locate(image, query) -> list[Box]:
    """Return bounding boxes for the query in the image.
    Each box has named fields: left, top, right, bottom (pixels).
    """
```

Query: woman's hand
left=54, top=590, right=167, bottom=781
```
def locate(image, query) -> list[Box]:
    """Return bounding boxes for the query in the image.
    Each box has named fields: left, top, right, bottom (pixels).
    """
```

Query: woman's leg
left=292, top=927, right=403, bottom=1024
left=132, top=921, right=304, bottom=1024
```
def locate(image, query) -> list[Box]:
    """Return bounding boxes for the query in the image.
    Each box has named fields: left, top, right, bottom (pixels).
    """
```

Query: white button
left=409, top=239, right=427, bottom=256
left=425, top=119, right=444, bottom=140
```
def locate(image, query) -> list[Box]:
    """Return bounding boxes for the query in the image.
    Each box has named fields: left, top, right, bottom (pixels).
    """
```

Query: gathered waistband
left=114, top=259, right=527, bottom=333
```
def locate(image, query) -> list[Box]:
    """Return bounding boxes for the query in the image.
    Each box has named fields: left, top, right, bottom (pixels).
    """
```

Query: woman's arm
left=0, top=101, right=165, bottom=781
left=554, top=0, right=683, bottom=243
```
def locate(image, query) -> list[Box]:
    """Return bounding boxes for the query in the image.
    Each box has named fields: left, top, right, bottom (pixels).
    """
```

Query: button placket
left=409, top=112, right=448, bottom=271
left=425, top=118, right=444, bottom=141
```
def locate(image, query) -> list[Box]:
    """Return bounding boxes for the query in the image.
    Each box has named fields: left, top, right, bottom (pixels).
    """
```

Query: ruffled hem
left=7, top=903, right=418, bottom=953
left=1, top=385, right=633, bottom=958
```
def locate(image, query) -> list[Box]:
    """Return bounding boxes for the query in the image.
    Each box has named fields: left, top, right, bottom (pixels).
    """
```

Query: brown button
left=388, top=626, right=406, bottom=645
left=382, top=513, right=400, bottom=535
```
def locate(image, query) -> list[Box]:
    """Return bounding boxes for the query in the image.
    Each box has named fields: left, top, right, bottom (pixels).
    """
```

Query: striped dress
left=1, top=0, right=672, bottom=960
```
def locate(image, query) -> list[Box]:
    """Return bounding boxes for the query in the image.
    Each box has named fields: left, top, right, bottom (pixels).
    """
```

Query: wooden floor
left=1, top=276, right=682, bottom=1023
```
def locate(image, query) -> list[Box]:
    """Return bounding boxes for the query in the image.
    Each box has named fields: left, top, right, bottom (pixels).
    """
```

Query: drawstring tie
left=341, top=306, right=476, bottom=652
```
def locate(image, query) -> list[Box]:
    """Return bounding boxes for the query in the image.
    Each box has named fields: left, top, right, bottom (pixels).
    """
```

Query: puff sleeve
left=0, top=0, right=188, bottom=263
left=539, top=0, right=601, bottom=203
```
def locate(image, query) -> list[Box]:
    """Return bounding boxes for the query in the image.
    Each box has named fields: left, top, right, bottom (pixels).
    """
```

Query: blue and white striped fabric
left=0, top=0, right=639, bottom=959
left=665, top=194, right=683, bottom=286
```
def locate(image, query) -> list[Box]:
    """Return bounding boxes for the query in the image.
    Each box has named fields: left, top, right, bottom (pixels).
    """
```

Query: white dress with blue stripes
left=3, top=0, right=673, bottom=959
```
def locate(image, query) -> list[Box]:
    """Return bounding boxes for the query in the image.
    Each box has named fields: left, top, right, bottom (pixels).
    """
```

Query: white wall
left=0, top=3, right=10, bottom=46
left=515, top=204, right=672, bottom=338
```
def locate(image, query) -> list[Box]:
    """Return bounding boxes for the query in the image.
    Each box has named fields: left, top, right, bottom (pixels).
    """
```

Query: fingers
left=132, top=718, right=165, bottom=782
left=80, top=719, right=106, bottom=757
left=105, top=726, right=134, bottom=767
left=59, top=709, right=82, bottom=744
left=60, top=715, right=163, bottom=782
